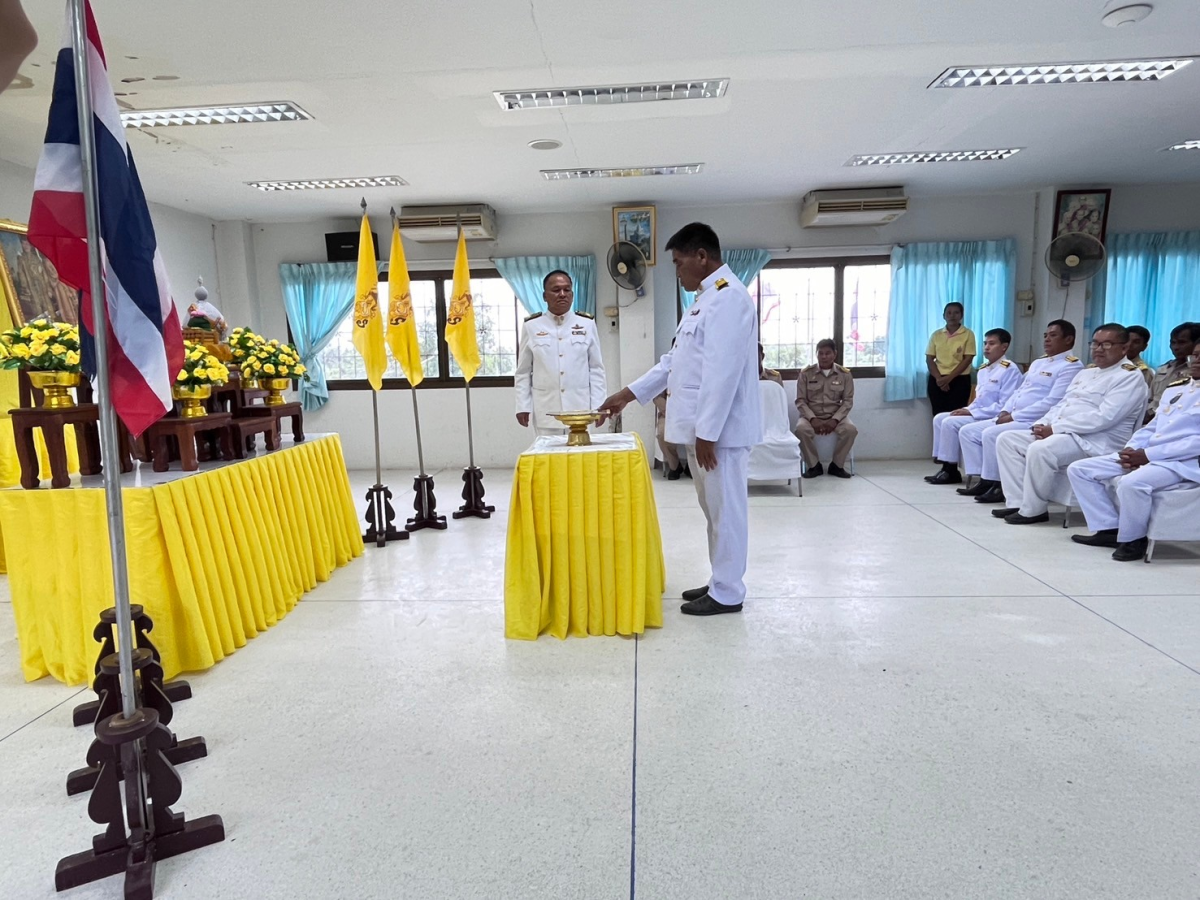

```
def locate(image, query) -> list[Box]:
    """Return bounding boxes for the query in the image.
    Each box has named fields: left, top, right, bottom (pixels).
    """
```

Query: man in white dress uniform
left=1068, top=343, right=1200, bottom=561
left=993, top=323, right=1149, bottom=525
left=599, top=223, right=762, bottom=616
left=514, top=270, right=607, bottom=437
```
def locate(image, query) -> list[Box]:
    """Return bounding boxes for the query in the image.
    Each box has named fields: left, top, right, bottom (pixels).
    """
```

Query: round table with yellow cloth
left=504, top=432, right=665, bottom=640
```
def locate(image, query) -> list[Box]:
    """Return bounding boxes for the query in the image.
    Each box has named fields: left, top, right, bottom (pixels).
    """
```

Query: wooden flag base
left=407, top=475, right=447, bottom=531
left=364, top=484, right=409, bottom=547
left=453, top=466, right=494, bottom=519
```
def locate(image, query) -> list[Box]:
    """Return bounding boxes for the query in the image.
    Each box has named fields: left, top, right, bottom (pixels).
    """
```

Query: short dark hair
left=1046, top=319, right=1076, bottom=340
left=944, top=302, right=964, bottom=314
left=664, top=222, right=721, bottom=260
left=1094, top=322, right=1130, bottom=343
left=985, top=328, right=1012, bottom=345
left=816, top=338, right=836, bottom=352
left=1127, top=325, right=1150, bottom=343
left=542, top=270, right=572, bottom=290
left=1171, top=321, right=1197, bottom=341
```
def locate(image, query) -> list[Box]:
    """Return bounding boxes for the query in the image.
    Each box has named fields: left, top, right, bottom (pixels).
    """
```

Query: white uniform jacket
left=629, top=264, right=763, bottom=449
left=967, top=357, right=1024, bottom=419
left=1006, top=352, right=1084, bottom=422
left=1124, top=379, right=1200, bottom=483
left=1037, top=362, right=1149, bottom=456
left=514, top=310, right=607, bottom=430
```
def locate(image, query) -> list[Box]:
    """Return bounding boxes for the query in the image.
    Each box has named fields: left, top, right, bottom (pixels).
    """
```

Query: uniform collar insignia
left=690, top=308, right=701, bottom=315
left=715, top=278, right=729, bottom=290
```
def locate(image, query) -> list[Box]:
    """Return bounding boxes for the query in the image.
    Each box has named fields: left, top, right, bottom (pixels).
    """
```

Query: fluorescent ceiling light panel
left=847, top=149, right=1022, bottom=166
left=496, top=80, right=728, bottom=110
left=540, top=164, right=704, bottom=181
left=1165, top=140, right=1200, bottom=151
left=246, top=176, right=408, bottom=192
left=931, top=58, right=1194, bottom=88
left=121, top=102, right=312, bottom=127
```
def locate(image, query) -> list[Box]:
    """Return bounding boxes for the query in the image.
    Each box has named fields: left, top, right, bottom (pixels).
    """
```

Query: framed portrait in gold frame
left=612, top=205, right=656, bottom=266
left=0, top=219, right=81, bottom=326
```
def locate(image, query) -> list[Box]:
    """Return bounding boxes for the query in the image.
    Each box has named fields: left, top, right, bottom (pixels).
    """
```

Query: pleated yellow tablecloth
left=505, top=432, right=664, bottom=640
left=0, top=435, right=363, bottom=684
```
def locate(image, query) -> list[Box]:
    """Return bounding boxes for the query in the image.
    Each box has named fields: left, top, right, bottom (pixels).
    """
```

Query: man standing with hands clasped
left=599, top=223, right=762, bottom=616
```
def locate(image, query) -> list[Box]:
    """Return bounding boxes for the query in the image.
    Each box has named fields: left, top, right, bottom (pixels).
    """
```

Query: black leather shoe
left=681, top=585, right=710, bottom=601
left=1071, top=529, right=1119, bottom=548
left=926, top=469, right=962, bottom=485
left=828, top=463, right=852, bottom=479
left=991, top=507, right=1018, bottom=518
left=680, top=594, right=743, bottom=616
left=1005, top=512, right=1050, bottom=525
left=802, top=463, right=824, bottom=479
left=975, top=485, right=1006, bottom=503
left=1112, top=538, right=1148, bottom=562
left=957, top=479, right=995, bottom=496
left=666, top=465, right=682, bottom=481
left=683, top=465, right=692, bottom=479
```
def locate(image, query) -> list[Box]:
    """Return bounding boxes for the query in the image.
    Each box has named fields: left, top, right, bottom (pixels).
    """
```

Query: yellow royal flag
left=351, top=211, right=387, bottom=390
left=444, top=228, right=481, bottom=382
left=385, top=219, right=423, bottom=387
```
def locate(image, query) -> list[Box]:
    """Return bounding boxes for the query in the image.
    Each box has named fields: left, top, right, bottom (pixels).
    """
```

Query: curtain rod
left=765, top=244, right=893, bottom=256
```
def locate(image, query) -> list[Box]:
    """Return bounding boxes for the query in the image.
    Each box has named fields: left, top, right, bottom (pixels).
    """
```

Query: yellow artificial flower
left=28, top=341, right=47, bottom=357
left=206, top=367, right=225, bottom=381
left=278, top=365, right=289, bottom=376
left=176, top=370, right=187, bottom=382
left=66, top=350, right=80, bottom=366
left=294, top=363, right=306, bottom=375
left=263, top=363, right=276, bottom=375
left=12, top=344, right=30, bottom=359
left=50, top=343, right=67, bottom=356
left=269, top=339, right=280, bottom=347
left=250, top=359, right=261, bottom=371
left=19, top=326, right=33, bottom=339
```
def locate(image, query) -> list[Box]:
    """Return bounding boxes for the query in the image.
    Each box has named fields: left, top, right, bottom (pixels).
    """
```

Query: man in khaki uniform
left=795, top=338, right=856, bottom=478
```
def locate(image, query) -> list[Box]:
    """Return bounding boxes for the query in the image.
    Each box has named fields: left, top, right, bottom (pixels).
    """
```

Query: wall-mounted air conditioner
left=396, top=204, right=498, bottom=242
left=800, top=188, right=909, bottom=228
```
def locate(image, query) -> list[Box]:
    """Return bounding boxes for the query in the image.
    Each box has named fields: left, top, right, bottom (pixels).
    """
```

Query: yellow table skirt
left=0, top=435, right=363, bottom=684
left=504, top=434, right=665, bottom=640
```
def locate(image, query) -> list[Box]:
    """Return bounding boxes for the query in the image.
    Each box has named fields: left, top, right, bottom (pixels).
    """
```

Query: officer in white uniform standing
left=599, top=223, right=762, bottom=616
left=993, top=323, right=1149, bottom=525
left=514, top=270, right=607, bottom=437
left=1067, top=343, right=1200, bottom=561
left=956, top=320, right=1084, bottom=501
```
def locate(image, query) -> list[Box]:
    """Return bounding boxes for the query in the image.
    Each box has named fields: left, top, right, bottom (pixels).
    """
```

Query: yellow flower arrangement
left=255, top=339, right=308, bottom=381
left=228, top=326, right=267, bottom=364
left=175, top=340, right=230, bottom=388
left=0, top=319, right=82, bottom=373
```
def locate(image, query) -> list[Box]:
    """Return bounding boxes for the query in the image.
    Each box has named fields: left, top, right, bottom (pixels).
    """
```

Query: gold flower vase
left=173, top=383, right=212, bottom=418
left=28, top=370, right=81, bottom=410
left=550, top=410, right=602, bottom=446
left=262, top=377, right=290, bottom=406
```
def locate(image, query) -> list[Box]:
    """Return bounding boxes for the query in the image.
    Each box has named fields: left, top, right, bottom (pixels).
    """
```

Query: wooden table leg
left=265, top=420, right=280, bottom=451
left=217, top=426, right=235, bottom=461
left=291, top=412, right=304, bottom=442
left=178, top=432, right=199, bottom=471
left=152, top=433, right=171, bottom=472
left=75, top=423, right=103, bottom=477
left=43, top=423, right=72, bottom=489
left=13, top=422, right=40, bottom=490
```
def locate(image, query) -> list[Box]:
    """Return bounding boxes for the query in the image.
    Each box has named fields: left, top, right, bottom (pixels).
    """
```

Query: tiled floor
left=1, top=460, right=1198, bottom=899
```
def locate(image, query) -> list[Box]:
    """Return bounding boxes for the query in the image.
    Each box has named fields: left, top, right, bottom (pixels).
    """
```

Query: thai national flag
left=28, top=1, right=183, bottom=436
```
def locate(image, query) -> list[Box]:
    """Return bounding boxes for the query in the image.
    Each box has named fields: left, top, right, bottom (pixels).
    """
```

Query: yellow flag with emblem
left=385, top=218, right=423, bottom=387
left=444, top=228, right=481, bottom=382
left=351, top=211, right=386, bottom=390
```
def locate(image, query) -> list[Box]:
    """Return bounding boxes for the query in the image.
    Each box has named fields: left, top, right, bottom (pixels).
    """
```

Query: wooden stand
left=364, top=484, right=409, bottom=546
left=453, top=466, right=494, bottom=520
left=236, top=400, right=304, bottom=447
left=407, top=474, right=448, bottom=532
left=9, top=403, right=135, bottom=489
left=144, top=413, right=234, bottom=472
left=228, top=416, right=280, bottom=459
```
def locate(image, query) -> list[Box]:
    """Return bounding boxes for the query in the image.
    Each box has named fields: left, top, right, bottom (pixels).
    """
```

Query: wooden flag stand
left=406, top=385, right=447, bottom=531
left=363, top=389, right=408, bottom=546
left=453, top=381, right=494, bottom=519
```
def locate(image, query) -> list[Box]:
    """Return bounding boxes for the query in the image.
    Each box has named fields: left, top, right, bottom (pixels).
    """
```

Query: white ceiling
left=2, top=0, right=1199, bottom=222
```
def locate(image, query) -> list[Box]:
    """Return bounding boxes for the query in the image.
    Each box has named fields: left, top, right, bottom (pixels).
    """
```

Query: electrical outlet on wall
left=1017, top=289, right=1035, bottom=317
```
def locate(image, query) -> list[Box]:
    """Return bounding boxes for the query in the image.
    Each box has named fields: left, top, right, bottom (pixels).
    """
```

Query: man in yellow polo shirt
left=926, top=302, right=977, bottom=415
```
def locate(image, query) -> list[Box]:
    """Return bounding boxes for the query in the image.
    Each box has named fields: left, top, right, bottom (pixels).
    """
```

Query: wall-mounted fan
left=607, top=241, right=647, bottom=299
left=1045, top=231, right=1106, bottom=287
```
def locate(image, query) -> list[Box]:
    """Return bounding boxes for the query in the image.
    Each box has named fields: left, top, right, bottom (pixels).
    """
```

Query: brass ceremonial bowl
left=262, top=377, right=291, bottom=406
left=29, top=370, right=81, bottom=409
left=550, top=410, right=602, bottom=447
left=172, top=383, right=212, bottom=418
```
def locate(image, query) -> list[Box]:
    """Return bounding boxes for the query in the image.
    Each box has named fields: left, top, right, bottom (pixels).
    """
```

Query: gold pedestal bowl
left=550, top=410, right=602, bottom=447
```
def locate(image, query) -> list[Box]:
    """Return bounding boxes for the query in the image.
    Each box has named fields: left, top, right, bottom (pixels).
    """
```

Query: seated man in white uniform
left=993, top=323, right=1150, bottom=525
left=514, top=270, right=607, bottom=438
left=925, top=328, right=1022, bottom=485
left=1067, top=342, right=1200, bottom=561
left=957, top=320, right=1083, bottom=502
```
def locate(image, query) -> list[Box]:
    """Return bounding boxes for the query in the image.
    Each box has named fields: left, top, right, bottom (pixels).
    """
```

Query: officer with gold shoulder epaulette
left=795, top=338, right=857, bottom=478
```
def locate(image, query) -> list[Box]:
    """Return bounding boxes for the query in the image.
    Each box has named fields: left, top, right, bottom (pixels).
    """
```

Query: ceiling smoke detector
left=528, top=139, right=562, bottom=151
left=1102, top=4, right=1153, bottom=27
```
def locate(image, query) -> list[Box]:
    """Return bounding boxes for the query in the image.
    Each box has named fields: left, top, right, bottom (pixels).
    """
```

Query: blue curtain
left=679, top=249, right=773, bottom=311
left=279, top=262, right=356, bottom=411
left=495, top=255, right=597, bottom=315
left=1102, top=230, right=1200, bottom=365
left=884, top=239, right=1017, bottom=402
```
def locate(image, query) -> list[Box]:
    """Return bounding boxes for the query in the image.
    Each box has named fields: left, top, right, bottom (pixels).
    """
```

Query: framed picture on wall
left=612, top=205, right=656, bottom=266
left=1053, top=189, right=1112, bottom=243
left=0, top=219, right=81, bottom=326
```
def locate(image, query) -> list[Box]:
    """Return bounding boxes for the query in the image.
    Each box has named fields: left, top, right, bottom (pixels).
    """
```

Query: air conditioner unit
left=396, top=203, right=498, bottom=242
left=800, top=188, right=909, bottom=228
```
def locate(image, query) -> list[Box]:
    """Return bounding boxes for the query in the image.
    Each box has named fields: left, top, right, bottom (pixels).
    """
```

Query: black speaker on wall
left=325, top=231, right=379, bottom=262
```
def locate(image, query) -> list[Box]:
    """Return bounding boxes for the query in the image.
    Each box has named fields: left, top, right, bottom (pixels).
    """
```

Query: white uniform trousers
left=685, top=443, right=751, bottom=606
left=1067, top=456, right=1186, bottom=542
left=932, top=412, right=977, bottom=464
left=996, top=431, right=1088, bottom=516
left=535, top=426, right=567, bottom=438
left=959, top=419, right=1028, bottom=479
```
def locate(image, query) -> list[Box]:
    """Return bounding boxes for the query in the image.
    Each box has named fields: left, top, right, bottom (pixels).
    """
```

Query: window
left=319, top=269, right=524, bottom=389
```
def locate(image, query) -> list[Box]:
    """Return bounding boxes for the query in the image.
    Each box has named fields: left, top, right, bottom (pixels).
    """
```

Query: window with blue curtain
left=1101, top=230, right=1200, bottom=366
left=494, top=255, right=597, bottom=315
left=279, top=262, right=356, bottom=410
left=884, top=239, right=1017, bottom=402
left=678, top=249, right=773, bottom=311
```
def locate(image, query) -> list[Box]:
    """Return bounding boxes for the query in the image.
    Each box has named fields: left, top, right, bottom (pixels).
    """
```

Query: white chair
left=801, top=432, right=856, bottom=475
left=748, top=380, right=802, bottom=497
left=1145, top=482, right=1200, bottom=563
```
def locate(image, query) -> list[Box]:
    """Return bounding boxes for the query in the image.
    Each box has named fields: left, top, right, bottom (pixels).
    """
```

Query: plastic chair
left=749, top=380, right=802, bottom=497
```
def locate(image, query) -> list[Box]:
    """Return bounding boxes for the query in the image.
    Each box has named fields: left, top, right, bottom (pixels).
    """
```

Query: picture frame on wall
left=0, top=219, right=81, bottom=326
left=612, top=205, right=656, bottom=266
left=1053, top=189, right=1112, bottom=244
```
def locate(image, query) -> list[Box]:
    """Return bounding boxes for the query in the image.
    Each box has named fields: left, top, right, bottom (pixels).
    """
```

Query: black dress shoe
left=680, top=594, right=743, bottom=616
left=683, top=465, right=692, bottom=479
left=828, top=463, right=852, bottom=479
left=666, top=465, right=682, bottom=481
left=991, top=507, right=1018, bottom=518
left=681, top=585, right=710, bottom=601
left=957, top=479, right=995, bottom=496
left=975, top=485, right=1006, bottom=503
left=1071, top=529, right=1119, bottom=548
left=1112, top=538, right=1149, bottom=562
left=1005, top=512, right=1049, bottom=525
left=926, top=469, right=963, bottom=485
left=802, top=463, right=824, bottom=479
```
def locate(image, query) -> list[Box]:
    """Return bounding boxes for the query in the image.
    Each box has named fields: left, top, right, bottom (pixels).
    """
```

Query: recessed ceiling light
left=1102, top=3, right=1154, bottom=27
left=528, top=139, right=562, bottom=151
left=930, top=58, right=1194, bottom=87
left=121, top=102, right=312, bottom=128
left=246, top=176, right=408, bottom=192
left=496, top=79, right=728, bottom=110
left=1164, top=140, right=1200, bottom=151
left=847, top=149, right=1023, bottom=166
left=540, top=163, right=704, bottom=180
left=152, top=75, right=180, bottom=81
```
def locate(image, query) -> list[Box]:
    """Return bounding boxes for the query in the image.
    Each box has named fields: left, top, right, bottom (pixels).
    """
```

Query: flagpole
left=68, top=0, right=136, bottom=722
left=464, top=380, right=476, bottom=469
left=410, top=387, right=426, bottom=476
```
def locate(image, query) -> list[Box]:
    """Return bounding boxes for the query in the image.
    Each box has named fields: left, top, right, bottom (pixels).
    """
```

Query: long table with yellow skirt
left=504, top=432, right=664, bottom=640
left=0, top=434, right=363, bottom=685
